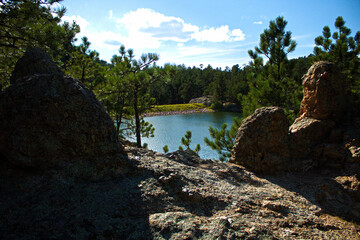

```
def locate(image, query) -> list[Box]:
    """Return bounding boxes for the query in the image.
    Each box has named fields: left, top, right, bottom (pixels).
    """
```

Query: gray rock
left=230, top=107, right=291, bottom=173
left=9, top=47, right=64, bottom=84
left=0, top=48, right=123, bottom=169
left=189, top=96, right=214, bottom=107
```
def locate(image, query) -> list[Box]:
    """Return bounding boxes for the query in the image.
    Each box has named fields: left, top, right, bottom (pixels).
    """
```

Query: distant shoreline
left=142, top=108, right=214, bottom=117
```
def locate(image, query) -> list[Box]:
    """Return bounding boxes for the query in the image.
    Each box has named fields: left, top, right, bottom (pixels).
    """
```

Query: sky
left=59, top=0, right=360, bottom=69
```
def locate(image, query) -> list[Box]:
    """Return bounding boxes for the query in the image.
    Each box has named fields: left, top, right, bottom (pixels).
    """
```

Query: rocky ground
left=1, top=147, right=359, bottom=239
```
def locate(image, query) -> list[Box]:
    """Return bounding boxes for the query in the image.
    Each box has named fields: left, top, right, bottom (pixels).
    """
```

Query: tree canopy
left=0, top=0, right=79, bottom=90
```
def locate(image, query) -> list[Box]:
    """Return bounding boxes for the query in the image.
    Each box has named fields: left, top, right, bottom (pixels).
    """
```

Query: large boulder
left=289, top=117, right=335, bottom=159
left=9, top=47, right=64, bottom=84
left=0, top=48, right=122, bottom=169
left=230, top=107, right=291, bottom=173
left=231, top=62, right=354, bottom=174
left=299, top=61, right=349, bottom=121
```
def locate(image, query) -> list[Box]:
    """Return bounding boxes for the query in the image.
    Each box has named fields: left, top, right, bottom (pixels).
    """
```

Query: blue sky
left=59, top=0, right=360, bottom=69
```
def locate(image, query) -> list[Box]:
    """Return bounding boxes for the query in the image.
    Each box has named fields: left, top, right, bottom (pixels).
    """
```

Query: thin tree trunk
left=133, top=88, right=141, bottom=148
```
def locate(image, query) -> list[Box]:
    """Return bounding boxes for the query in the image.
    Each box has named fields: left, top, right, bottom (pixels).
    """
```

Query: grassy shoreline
left=143, top=103, right=214, bottom=117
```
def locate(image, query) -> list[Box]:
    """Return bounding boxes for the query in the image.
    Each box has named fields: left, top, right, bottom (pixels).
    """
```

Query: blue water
left=129, top=112, right=241, bottom=160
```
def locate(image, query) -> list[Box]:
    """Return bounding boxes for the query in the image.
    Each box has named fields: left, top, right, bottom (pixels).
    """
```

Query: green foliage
left=65, top=37, right=106, bottom=90
left=181, top=131, right=192, bottom=149
left=313, top=16, right=360, bottom=111
left=179, top=130, right=201, bottom=154
left=249, top=16, right=297, bottom=81
left=163, top=145, right=169, bottom=153
left=243, top=16, right=302, bottom=122
left=148, top=64, right=248, bottom=107
left=194, top=144, right=201, bottom=154
left=204, top=117, right=241, bottom=162
left=99, top=45, right=166, bottom=147
left=138, top=118, right=155, bottom=138
left=0, top=0, right=79, bottom=90
left=209, top=101, right=224, bottom=111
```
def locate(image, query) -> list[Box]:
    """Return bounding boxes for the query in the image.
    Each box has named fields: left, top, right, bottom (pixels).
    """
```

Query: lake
left=128, top=112, right=241, bottom=160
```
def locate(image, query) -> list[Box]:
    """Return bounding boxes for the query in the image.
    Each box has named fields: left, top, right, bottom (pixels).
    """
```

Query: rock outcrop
left=230, top=61, right=357, bottom=173
left=231, top=107, right=291, bottom=173
left=9, top=47, right=64, bottom=85
left=289, top=62, right=352, bottom=167
left=299, top=61, right=349, bottom=120
left=189, top=95, right=214, bottom=106
left=0, top=48, right=122, bottom=170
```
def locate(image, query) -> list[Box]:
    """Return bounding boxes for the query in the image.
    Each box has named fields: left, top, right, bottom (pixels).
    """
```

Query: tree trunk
left=133, top=89, right=141, bottom=148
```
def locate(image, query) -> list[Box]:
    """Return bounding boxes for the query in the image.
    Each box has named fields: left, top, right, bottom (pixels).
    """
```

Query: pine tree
left=243, top=16, right=301, bottom=121
left=204, top=117, right=241, bottom=162
left=0, top=0, right=79, bottom=90
left=101, top=45, right=173, bottom=147
left=179, top=130, right=201, bottom=154
left=65, top=37, right=106, bottom=91
left=313, top=16, right=360, bottom=109
left=249, top=16, right=296, bottom=82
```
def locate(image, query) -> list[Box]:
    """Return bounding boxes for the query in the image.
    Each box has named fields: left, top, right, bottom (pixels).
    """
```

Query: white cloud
left=115, top=8, right=197, bottom=44
left=158, top=44, right=249, bottom=68
left=253, top=21, right=263, bottom=25
left=114, top=8, right=244, bottom=44
left=62, top=8, right=247, bottom=65
left=231, top=29, right=246, bottom=41
left=50, top=2, right=62, bottom=13
left=192, top=26, right=245, bottom=42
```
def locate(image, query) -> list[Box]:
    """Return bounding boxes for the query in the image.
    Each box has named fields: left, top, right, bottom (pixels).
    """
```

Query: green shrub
left=210, top=101, right=224, bottom=111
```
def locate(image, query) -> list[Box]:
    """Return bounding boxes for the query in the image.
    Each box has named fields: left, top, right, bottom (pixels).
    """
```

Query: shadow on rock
left=0, top=154, right=155, bottom=240
left=0, top=48, right=153, bottom=239
left=0, top=157, right=156, bottom=239
left=230, top=61, right=360, bottom=224
left=264, top=166, right=360, bottom=225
